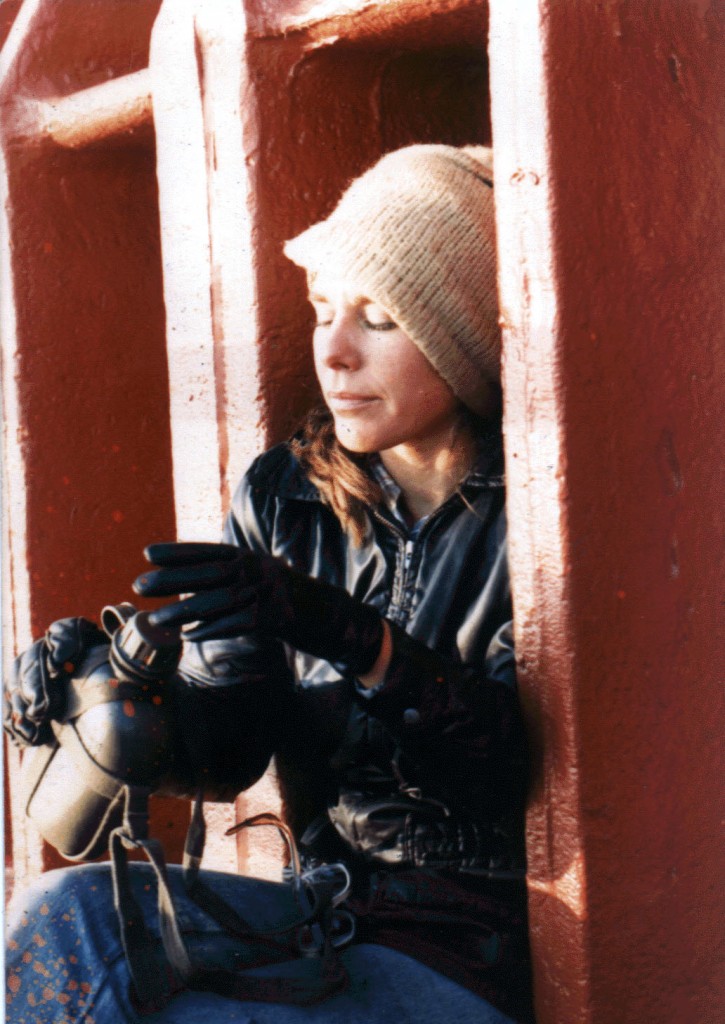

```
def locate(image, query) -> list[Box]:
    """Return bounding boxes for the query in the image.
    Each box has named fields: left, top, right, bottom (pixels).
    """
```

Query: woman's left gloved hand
left=134, top=542, right=384, bottom=678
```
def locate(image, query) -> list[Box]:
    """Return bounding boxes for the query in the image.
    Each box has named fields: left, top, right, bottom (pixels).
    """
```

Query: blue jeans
left=6, top=863, right=516, bottom=1023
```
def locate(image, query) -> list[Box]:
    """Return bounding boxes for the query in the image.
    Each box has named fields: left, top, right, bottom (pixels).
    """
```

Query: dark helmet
left=22, top=605, right=181, bottom=861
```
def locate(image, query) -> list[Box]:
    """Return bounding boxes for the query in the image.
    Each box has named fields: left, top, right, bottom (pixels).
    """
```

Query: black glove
left=134, top=542, right=384, bottom=678
left=3, top=617, right=108, bottom=747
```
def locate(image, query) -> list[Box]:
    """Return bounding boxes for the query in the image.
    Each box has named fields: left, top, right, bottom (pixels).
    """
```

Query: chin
left=335, top=433, right=376, bottom=454
left=332, top=420, right=384, bottom=454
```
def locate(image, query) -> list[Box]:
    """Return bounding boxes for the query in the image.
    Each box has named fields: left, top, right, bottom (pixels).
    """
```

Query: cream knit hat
left=284, top=144, right=499, bottom=416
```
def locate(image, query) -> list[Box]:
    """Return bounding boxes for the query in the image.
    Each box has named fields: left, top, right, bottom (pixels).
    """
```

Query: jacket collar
left=460, top=426, right=505, bottom=489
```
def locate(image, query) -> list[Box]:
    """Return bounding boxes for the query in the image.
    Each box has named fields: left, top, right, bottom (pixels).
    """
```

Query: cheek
left=389, top=347, right=453, bottom=409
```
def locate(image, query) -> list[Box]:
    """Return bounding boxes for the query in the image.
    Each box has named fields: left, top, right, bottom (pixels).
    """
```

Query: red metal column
left=489, top=3, right=725, bottom=1021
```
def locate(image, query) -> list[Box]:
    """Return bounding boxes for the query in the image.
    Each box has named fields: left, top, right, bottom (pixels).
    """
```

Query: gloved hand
left=3, top=617, right=108, bottom=747
left=134, top=542, right=384, bottom=678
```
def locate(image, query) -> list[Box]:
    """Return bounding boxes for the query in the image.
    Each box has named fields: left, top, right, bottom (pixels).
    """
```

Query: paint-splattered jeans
left=6, top=863, right=516, bottom=1024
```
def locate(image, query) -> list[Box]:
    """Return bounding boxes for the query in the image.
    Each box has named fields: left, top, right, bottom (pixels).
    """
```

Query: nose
left=315, top=313, right=362, bottom=372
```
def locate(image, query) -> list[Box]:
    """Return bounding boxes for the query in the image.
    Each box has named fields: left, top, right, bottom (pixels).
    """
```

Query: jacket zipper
left=372, top=500, right=460, bottom=627
left=371, top=479, right=498, bottom=625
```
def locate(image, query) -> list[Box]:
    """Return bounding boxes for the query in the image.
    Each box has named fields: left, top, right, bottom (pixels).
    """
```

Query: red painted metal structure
left=490, top=5, right=725, bottom=1020
left=1, top=1, right=723, bottom=1021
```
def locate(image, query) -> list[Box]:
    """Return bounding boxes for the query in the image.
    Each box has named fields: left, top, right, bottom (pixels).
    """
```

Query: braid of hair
left=290, top=405, right=383, bottom=546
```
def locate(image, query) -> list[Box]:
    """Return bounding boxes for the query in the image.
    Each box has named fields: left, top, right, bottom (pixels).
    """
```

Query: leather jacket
left=168, top=428, right=532, bottom=1019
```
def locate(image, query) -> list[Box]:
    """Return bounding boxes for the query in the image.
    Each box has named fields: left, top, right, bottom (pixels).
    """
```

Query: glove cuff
left=284, top=570, right=384, bottom=677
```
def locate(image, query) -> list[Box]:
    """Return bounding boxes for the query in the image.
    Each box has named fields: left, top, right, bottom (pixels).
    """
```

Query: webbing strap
left=110, top=792, right=190, bottom=1012
left=111, top=787, right=348, bottom=1015
left=182, top=794, right=348, bottom=957
left=180, top=792, right=285, bottom=952
left=110, top=830, right=169, bottom=1010
left=179, top=953, right=348, bottom=1006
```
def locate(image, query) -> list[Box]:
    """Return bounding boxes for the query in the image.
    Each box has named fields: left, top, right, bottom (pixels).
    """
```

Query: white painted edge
left=14, top=69, right=152, bottom=148
left=195, top=0, right=265, bottom=501
left=489, top=0, right=567, bottom=622
left=0, top=136, right=45, bottom=892
left=150, top=0, right=224, bottom=540
left=489, top=0, right=586, bottom=921
left=0, top=0, right=45, bottom=88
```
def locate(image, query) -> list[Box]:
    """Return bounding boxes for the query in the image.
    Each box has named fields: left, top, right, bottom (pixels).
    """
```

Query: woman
left=5, top=144, right=533, bottom=1023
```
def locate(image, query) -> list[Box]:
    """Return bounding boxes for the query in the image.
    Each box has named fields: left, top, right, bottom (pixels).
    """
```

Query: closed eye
left=362, top=317, right=397, bottom=331
left=361, top=302, right=397, bottom=332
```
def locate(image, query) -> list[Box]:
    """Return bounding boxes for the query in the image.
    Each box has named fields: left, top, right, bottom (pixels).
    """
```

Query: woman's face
left=310, top=274, right=460, bottom=454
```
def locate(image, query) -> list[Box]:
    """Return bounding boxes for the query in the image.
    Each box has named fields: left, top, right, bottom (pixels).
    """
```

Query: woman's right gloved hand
left=3, top=617, right=107, bottom=747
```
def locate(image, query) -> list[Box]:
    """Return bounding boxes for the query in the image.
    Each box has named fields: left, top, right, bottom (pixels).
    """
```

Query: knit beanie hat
left=284, top=144, right=499, bottom=416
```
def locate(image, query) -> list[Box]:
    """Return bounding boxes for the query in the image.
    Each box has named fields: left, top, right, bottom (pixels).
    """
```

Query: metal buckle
left=329, top=908, right=356, bottom=948
left=300, top=861, right=352, bottom=908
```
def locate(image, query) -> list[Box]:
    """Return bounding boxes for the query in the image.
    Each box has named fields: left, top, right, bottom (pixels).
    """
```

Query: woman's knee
left=7, top=863, right=116, bottom=932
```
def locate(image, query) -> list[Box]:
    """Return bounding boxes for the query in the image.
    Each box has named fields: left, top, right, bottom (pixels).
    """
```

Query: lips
left=327, top=391, right=379, bottom=412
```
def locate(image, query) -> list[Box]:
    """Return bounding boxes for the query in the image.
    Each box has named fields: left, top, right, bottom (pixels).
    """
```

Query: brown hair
left=290, top=405, right=382, bottom=546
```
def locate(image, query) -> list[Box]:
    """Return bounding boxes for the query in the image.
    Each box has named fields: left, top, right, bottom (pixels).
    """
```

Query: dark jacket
left=170, top=430, right=533, bottom=1021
